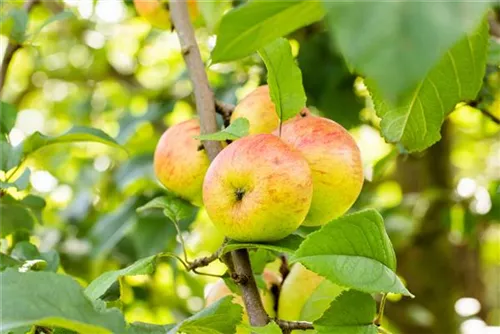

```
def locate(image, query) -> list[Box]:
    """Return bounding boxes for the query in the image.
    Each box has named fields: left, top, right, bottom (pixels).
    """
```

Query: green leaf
left=198, top=0, right=231, bottom=33
left=313, top=290, right=378, bottom=334
left=298, top=32, right=362, bottom=129
left=168, top=296, right=243, bottom=334
left=85, top=255, right=157, bottom=300
left=0, top=198, right=34, bottom=237
left=11, top=241, right=59, bottom=272
left=195, top=118, right=250, bottom=141
left=21, top=126, right=124, bottom=157
left=6, top=8, right=28, bottom=43
left=249, top=249, right=277, bottom=275
left=0, top=269, right=126, bottom=333
left=29, top=11, right=74, bottom=41
left=137, top=195, right=193, bottom=223
left=20, top=194, right=46, bottom=224
left=222, top=234, right=304, bottom=255
left=212, top=1, right=324, bottom=63
left=0, top=253, right=22, bottom=271
left=293, top=209, right=412, bottom=296
left=488, top=37, right=500, bottom=65
left=89, top=199, right=137, bottom=258
left=259, top=38, right=306, bottom=122
left=370, top=19, right=489, bottom=152
left=0, top=101, right=16, bottom=135
left=0, top=168, right=31, bottom=190
left=127, top=322, right=176, bottom=334
left=323, top=1, right=490, bottom=103
left=0, top=138, right=22, bottom=171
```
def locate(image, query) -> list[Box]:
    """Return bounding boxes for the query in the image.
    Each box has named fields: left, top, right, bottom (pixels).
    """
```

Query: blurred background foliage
left=1, top=1, right=499, bottom=333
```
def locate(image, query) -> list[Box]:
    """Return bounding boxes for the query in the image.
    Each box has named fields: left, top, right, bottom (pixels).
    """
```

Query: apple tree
left=1, top=1, right=499, bottom=334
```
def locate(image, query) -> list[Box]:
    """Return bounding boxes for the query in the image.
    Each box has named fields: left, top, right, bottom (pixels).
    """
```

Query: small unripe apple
left=276, top=116, right=363, bottom=226
left=278, top=263, right=343, bottom=329
left=154, top=119, right=209, bottom=206
left=230, top=86, right=310, bottom=135
left=206, top=270, right=280, bottom=333
left=202, top=134, right=313, bottom=241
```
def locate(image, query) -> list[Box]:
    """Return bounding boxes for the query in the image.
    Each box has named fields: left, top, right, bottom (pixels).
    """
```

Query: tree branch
left=169, top=0, right=270, bottom=327
left=275, top=319, right=314, bottom=332
left=0, top=0, right=39, bottom=95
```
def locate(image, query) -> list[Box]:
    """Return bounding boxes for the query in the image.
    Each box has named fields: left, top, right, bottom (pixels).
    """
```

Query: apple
left=276, top=116, right=364, bottom=226
left=202, top=134, right=313, bottom=241
left=278, top=263, right=343, bottom=329
left=205, top=270, right=280, bottom=333
left=134, top=0, right=199, bottom=30
left=154, top=119, right=209, bottom=206
left=230, top=85, right=310, bottom=135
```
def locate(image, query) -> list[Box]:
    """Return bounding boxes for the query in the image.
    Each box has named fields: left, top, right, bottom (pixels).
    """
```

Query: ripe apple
left=202, top=134, right=313, bottom=241
left=278, top=263, right=343, bottom=329
left=205, top=270, right=280, bottom=333
left=230, top=85, right=310, bottom=135
left=276, top=116, right=363, bottom=226
left=134, top=0, right=199, bottom=30
left=154, top=119, right=209, bottom=206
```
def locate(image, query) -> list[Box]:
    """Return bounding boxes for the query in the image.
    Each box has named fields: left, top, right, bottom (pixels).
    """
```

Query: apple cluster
left=154, top=85, right=364, bottom=242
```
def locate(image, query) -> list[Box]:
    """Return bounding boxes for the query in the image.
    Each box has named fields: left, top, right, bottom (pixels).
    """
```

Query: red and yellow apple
left=230, top=85, right=310, bottom=135
left=154, top=119, right=209, bottom=206
left=202, top=134, right=313, bottom=241
left=276, top=116, right=363, bottom=226
left=278, top=263, right=343, bottom=330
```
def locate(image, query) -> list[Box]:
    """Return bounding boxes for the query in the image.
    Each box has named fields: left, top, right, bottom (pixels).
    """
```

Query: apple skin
left=202, top=134, right=313, bottom=241
left=154, top=119, right=209, bottom=206
left=278, top=263, right=343, bottom=332
left=231, top=86, right=310, bottom=135
left=276, top=116, right=364, bottom=226
left=205, top=270, right=280, bottom=333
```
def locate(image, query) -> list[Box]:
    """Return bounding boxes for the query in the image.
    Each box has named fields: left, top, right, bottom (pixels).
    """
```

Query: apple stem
left=169, top=0, right=271, bottom=328
left=374, top=293, right=388, bottom=326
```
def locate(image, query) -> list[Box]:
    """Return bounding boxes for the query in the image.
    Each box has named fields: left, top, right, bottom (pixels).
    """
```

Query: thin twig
left=478, top=108, right=500, bottom=125
left=275, top=319, right=314, bottom=331
left=468, top=100, right=500, bottom=125
left=169, top=1, right=270, bottom=327
left=0, top=0, right=39, bottom=95
left=374, top=293, right=388, bottom=326
left=171, top=219, right=189, bottom=265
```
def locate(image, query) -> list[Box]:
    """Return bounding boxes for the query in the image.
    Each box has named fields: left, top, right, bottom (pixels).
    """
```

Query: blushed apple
left=231, top=85, right=310, bottom=135
left=276, top=116, right=364, bottom=226
left=202, top=134, right=313, bottom=241
left=154, top=119, right=209, bottom=206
